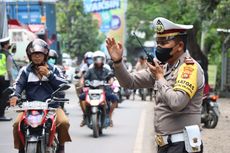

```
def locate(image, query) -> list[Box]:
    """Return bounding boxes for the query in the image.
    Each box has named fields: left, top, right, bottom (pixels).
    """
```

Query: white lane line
left=133, top=110, right=146, bottom=153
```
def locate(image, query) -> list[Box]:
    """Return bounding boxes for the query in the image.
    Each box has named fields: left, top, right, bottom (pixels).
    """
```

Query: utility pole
left=0, top=1, right=9, bottom=42
left=217, top=28, right=230, bottom=93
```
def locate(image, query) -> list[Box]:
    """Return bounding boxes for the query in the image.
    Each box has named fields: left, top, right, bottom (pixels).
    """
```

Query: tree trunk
left=187, top=26, right=209, bottom=84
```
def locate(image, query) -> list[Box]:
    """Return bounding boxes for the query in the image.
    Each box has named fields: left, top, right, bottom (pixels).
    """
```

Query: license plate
left=210, top=102, right=218, bottom=107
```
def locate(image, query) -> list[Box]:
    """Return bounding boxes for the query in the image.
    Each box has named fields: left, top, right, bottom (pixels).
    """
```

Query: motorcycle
left=140, top=88, right=148, bottom=101
left=121, top=88, right=132, bottom=100
left=111, top=78, right=132, bottom=103
left=201, top=94, right=220, bottom=128
left=83, top=80, right=111, bottom=138
left=14, top=84, right=70, bottom=153
left=111, top=78, right=122, bottom=103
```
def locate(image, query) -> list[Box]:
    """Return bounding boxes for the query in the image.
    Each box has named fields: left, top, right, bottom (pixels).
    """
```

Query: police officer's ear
left=177, top=41, right=184, bottom=52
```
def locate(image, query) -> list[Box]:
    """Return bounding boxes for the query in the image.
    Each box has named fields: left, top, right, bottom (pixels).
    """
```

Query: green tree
left=56, top=0, right=104, bottom=58
left=126, top=0, right=230, bottom=89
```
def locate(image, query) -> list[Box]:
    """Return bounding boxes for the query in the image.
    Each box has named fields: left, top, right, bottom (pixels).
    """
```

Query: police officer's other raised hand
left=9, top=96, right=18, bottom=107
left=106, top=37, right=123, bottom=62
left=147, top=59, right=164, bottom=80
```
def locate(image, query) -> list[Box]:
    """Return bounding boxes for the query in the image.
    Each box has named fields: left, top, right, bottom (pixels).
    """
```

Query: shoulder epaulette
left=184, top=57, right=195, bottom=65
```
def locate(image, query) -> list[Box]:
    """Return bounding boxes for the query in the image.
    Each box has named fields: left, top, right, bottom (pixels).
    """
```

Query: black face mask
left=155, top=46, right=173, bottom=63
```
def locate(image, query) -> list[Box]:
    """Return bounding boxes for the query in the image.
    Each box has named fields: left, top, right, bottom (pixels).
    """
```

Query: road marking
left=133, top=110, right=146, bottom=153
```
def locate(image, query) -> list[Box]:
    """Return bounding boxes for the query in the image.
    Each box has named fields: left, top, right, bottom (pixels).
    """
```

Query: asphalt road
left=0, top=84, right=155, bottom=153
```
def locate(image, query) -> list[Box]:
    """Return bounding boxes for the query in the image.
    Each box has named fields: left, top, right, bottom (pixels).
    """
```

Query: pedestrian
left=135, top=55, right=148, bottom=72
left=9, top=43, right=19, bottom=82
left=0, top=36, right=13, bottom=121
left=106, top=17, right=204, bottom=153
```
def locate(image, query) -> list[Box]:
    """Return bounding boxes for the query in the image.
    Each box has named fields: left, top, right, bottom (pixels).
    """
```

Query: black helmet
left=26, top=39, right=49, bottom=61
left=49, top=49, right=58, bottom=59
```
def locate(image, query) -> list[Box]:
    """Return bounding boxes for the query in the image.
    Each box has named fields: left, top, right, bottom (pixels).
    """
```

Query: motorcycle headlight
left=90, top=94, right=101, bottom=100
left=26, top=111, right=44, bottom=128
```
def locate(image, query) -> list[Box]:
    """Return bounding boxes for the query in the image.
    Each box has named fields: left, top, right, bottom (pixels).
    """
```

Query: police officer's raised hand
left=9, top=96, right=18, bottom=107
left=106, top=37, right=123, bottom=62
left=147, top=59, right=164, bottom=80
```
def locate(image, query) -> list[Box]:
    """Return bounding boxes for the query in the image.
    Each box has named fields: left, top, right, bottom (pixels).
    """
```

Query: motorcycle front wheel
left=204, top=110, right=218, bottom=128
left=92, top=114, right=99, bottom=138
left=26, top=142, right=37, bottom=153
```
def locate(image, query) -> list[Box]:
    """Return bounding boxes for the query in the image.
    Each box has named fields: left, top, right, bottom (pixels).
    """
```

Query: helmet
left=26, top=39, right=49, bottom=61
left=83, top=51, right=94, bottom=65
left=93, top=51, right=105, bottom=63
left=49, top=49, right=59, bottom=59
left=84, top=51, right=94, bottom=59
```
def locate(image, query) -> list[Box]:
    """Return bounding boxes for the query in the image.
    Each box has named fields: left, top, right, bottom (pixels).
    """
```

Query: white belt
left=155, top=133, right=184, bottom=147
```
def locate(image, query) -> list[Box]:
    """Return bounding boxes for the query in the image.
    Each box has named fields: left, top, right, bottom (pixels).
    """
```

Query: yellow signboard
left=208, top=65, right=217, bottom=89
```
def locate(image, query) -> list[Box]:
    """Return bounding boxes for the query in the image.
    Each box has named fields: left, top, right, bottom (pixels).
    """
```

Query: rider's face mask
left=86, top=58, right=93, bottom=66
left=48, top=58, right=56, bottom=65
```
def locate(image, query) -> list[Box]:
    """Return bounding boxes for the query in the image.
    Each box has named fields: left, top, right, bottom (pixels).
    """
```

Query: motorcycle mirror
left=74, top=75, right=80, bottom=79
left=105, top=72, right=114, bottom=81
left=75, top=67, right=80, bottom=74
left=51, top=84, right=70, bottom=97
left=59, top=83, right=71, bottom=90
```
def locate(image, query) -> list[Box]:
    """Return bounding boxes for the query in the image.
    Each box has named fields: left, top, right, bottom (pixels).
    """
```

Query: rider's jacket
left=12, top=63, right=67, bottom=104
left=84, top=65, right=111, bottom=81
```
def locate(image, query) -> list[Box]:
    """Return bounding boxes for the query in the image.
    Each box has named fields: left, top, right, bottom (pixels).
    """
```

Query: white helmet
left=84, top=51, right=94, bottom=59
left=93, top=50, right=105, bottom=63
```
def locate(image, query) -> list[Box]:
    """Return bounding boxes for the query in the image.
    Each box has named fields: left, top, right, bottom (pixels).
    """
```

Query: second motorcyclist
left=79, top=51, right=118, bottom=127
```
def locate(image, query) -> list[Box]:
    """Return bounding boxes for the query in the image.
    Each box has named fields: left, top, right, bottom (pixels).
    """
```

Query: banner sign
left=83, top=0, right=127, bottom=54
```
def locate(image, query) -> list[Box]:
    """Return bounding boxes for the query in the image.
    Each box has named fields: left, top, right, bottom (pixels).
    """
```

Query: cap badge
left=155, top=20, right=164, bottom=33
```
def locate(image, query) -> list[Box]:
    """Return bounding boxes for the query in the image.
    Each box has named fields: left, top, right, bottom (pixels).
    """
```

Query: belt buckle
left=155, top=135, right=165, bottom=147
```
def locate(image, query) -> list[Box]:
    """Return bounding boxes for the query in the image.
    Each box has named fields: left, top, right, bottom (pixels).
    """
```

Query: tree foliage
left=56, top=0, right=104, bottom=58
left=126, top=0, right=230, bottom=87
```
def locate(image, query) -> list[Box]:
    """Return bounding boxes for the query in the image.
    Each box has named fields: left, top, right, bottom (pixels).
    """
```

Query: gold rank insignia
left=155, top=20, right=165, bottom=33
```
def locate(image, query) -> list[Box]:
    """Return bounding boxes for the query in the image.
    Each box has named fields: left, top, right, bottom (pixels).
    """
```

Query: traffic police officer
left=106, top=17, right=204, bottom=153
left=0, top=36, right=13, bottom=121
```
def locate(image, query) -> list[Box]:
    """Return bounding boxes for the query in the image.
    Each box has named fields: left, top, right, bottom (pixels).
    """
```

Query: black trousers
left=0, top=77, right=10, bottom=116
left=158, top=142, right=203, bottom=153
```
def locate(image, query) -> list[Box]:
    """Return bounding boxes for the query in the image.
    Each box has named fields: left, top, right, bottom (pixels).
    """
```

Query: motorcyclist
left=80, top=51, right=94, bottom=74
left=75, top=51, right=94, bottom=126
left=79, top=51, right=118, bottom=127
left=135, top=55, right=147, bottom=72
left=133, top=55, right=148, bottom=99
left=48, top=49, right=59, bottom=65
left=48, top=49, right=68, bottom=113
left=9, top=39, right=71, bottom=153
left=123, top=56, right=132, bottom=73
left=75, top=51, right=94, bottom=91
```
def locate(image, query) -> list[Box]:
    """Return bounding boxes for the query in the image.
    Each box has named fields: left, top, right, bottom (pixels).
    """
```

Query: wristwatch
left=113, top=58, right=123, bottom=64
left=47, top=71, right=52, bottom=77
